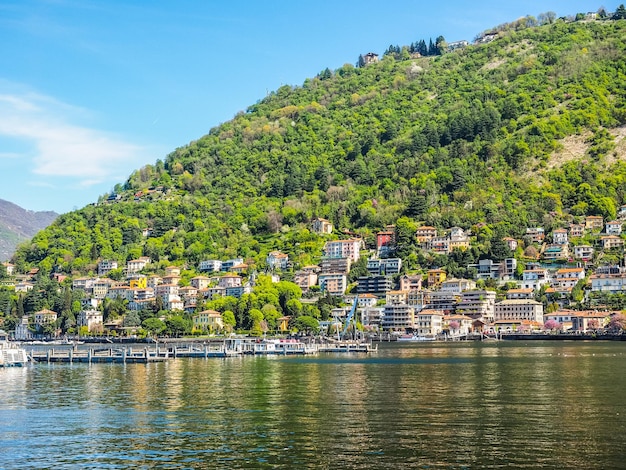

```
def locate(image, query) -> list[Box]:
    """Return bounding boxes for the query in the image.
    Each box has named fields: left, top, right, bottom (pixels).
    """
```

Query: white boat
left=0, top=330, right=29, bottom=367
left=397, top=334, right=436, bottom=342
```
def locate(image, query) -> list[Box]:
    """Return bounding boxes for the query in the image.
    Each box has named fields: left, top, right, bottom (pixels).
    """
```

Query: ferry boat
left=0, top=330, right=29, bottom=367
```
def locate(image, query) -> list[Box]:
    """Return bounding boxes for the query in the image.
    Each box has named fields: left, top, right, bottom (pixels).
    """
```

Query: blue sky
left=0, top=0, right=616, bottom=213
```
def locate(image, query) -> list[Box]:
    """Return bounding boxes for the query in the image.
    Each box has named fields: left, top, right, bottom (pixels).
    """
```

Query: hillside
left=0, top=199, right=58, bottom=262
left=10, top=16, right=626, bottom=275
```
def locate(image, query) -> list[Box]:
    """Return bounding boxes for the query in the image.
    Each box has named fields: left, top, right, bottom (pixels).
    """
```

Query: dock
left=26, top=338, right=377, bottom=364
left=30, top=347, right=168, bottom=364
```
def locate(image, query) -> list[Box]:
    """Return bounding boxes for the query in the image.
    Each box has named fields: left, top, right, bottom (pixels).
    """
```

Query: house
left=571, top=311, right=609, bottom=332
left=363, top=52, right=379, bottom=64
left=128, top=275, right=147, bottom=289
left=590, top=273, right=626, bottom=293
left=618, top=205, right=626, bottom=219
left=193, top=310, right=224, bottom=332
left=199, top=259, right=222, bottom=272
left=449, top=227, right=470, bottom=251
left=77, top=309, right=103, bottom=333
left=161, top=275, right=181, bottom=286
left=585, top=215, right=604, bottom=230
left=218, top=275, right=242, bottom=288
left=1, top=262, right=14, bottom=276
left=600, top=235, right=624, bottom=250
left=552, top=229, right=568, bottom=245
left=318, top=273, right=347, bottom=296
left=165, top=266, right=181, bottom=277
left=93, top=278, right=114, bottom=299
left=505, top=288, right=534, bottom=300
left=323, top=239, right=363, bottom=262
left=356, top=275, right=393, bottom=295
left=525, top=227, right=545, bottom=243
left=266, top=251, right=289, bottom=270
left=399, top=274, right=423, bottom=292
left=542, top=244, right=569, bottom=261
left=231, top=263, right=248, bottom=274
left=179, top=286, right=198, bottom=301
left=553, top=267, right=585, bottom=288
left=376, top=228, right=396, bottom=255
left=311, top=218, right=333, bottom=234
left=606, top=221, right=623, bottom=235
left=107, top=285, right=132, bottom=301
left=573, top=245, right=594, bottom=261
left=125, top=256, right=151, bottom=274
left=202, top=286, right=226, bottom=300
left=444, top=314, right=473, bottom=337
left=367, top=258, right=402, bottom=276
left=423, top=290, right=459, bottom=314
left=381, top=304, right=415, bottom=332
left=356, top=293, right=378, bottom=308
left=14, top=282, right=34, bottom=293
left=569, top=224, right=585, bottom=238
left=385, top=290, right=409, bottom=305
left=190, top=276, right=211, bottom=290
left=14, top=316, right=33, bottom=341
left=544, top=310, right=576, bottom=331
left=155, top=283, right=180, bottom=299
left=521, top=268, right=549, bottom=290
left=494, top=299, right=543, bottom=324
left=294, top=270, right=318, bottom=291
left=320, top=257, right=351, bottom=274
left=34, top=309, right=57, bottom=329
left=455, top=290, right=496, bottom=322
left=503, top=237, right=518, bottom=251
left=429, top=236, right=450, bottom=254
left=221, top=258, right=244, bottom=272
left=416, top=226, right=437, bottom=244
left=447, top=40, right=468, bottom=51
left=97, top=260, right=118, bottom=276
left=72, top=277, right=96, bottom=291
left=427, top=269, right=446, bottom=287
left=440, top=278, right=476, bottom=294
left=468, top=258, right=516, bottom=280
left=415, top=310, right=444, bottom=336
left=361, top=307, right=384, bottom=329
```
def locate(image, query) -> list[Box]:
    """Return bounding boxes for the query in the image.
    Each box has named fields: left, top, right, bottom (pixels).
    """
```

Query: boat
left=0, top=330, right=29, bottom=367
left=397, top=334, right=436, bottom=342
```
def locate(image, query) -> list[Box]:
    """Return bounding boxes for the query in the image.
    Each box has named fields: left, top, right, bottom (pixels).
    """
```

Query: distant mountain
left=0, top=199, right=58, bottom=261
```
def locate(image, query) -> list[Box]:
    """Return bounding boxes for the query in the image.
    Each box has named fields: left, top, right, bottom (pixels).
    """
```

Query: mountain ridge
left=0, top=198, right=58, bottom=262
left=8, top=15, right=626, bottom=276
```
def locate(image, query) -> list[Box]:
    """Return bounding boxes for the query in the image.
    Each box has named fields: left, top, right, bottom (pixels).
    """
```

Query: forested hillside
left=10, top=16, right=626, bottom=275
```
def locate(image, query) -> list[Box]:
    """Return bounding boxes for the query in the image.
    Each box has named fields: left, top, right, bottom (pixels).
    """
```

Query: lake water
left=1, top=341, right=625, bottom=469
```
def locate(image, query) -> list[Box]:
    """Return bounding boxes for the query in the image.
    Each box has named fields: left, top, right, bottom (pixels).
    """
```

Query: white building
left=381, top=304, right=415, bottom=331
left=77, top=309, right=104, bottom=332
left=266, top=251, right=289, bottom=270
left=415, top=310, right=444, bottom=337
left=323, top=239, right=363, bottom=262
left=494, top=299, right=543, bottom=324
left=199, top=259, right=222, bottom=272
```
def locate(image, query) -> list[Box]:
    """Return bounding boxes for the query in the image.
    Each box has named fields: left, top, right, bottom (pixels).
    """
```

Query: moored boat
left=397, top=334, right=436, bottom=342
left=0, top=330, right=29, bottom=367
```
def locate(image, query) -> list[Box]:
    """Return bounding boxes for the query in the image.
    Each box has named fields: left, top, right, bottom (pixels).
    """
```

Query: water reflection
left=1, top=342, right=625, bottom=469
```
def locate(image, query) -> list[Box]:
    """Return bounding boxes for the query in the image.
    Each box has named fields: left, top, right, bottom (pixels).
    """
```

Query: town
left=3, top=209, right=626, bottom=341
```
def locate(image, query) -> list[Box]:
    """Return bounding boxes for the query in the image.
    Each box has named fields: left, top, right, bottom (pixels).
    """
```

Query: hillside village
left=3, top=208, right=626, bottom=340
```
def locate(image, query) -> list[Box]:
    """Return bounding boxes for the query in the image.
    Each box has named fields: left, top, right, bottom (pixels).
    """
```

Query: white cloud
left=0, top=88, right=144, bottom=186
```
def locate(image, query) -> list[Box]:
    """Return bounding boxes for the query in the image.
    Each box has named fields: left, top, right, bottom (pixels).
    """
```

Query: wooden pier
left=27, top=338, right=377, bottom=364
left=30, top=347, right=168, bottom=364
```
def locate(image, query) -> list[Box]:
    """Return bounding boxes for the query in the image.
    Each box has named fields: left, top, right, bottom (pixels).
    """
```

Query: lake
left=1, top=341, right=625, bottom=469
